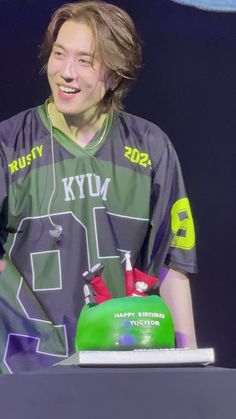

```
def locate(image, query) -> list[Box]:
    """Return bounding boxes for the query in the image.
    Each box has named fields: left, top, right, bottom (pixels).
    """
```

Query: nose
left=61, top=58, right=77, bottom=81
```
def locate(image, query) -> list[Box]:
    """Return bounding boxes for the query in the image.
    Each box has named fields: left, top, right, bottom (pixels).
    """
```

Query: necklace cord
left=84, top=114, right=109, bottom=150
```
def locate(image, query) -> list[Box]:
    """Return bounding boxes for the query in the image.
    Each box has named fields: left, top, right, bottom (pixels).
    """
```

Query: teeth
left=59, top=86, right=79, bottom=94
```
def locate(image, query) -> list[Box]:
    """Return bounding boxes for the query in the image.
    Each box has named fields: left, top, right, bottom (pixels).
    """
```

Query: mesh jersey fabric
left=0, top=103, right=197, bottom=373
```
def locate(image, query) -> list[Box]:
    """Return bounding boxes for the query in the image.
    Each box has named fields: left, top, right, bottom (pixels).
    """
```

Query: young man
left=0, top=1, right=197, bottom=374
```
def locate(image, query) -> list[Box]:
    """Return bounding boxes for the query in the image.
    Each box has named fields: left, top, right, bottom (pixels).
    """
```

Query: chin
left=54, top=102, right=79, bottom=116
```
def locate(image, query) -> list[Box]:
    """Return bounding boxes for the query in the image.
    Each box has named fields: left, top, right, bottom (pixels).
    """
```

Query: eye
left=78, top=58, right=92, bottom=66
left=52, top=48, right=65, bottom=59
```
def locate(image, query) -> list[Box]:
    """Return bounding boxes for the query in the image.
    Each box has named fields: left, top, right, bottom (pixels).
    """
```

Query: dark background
left=0, top=0, right=235, bottom=367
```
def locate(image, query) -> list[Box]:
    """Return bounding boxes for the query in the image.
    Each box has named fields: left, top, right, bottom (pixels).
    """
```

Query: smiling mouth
left=58, top=85, right=81, bottom=94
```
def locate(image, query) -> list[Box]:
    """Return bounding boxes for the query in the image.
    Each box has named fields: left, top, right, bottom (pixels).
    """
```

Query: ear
left=106, top=70, right=120, bottom=91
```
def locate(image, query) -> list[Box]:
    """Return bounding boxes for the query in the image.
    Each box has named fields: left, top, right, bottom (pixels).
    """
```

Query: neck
left=65, top=112, right=107, bottom=147
left=48, top=101, right=108, bottom=147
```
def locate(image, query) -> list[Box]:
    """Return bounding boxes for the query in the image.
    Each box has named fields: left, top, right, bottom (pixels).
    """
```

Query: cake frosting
left=75, top=295, right=175, bottom=351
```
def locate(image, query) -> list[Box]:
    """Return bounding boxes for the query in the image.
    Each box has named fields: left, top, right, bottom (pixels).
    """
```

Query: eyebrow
left=53, top=43, right=93, bottom=57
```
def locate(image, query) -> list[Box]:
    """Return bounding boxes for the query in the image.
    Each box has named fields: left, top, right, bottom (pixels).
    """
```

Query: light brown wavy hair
left=40, top=1, right=142, bottom=114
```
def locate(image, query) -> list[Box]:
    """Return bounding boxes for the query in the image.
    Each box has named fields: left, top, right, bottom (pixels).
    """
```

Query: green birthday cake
left=75, top=296, right=175, bottom=351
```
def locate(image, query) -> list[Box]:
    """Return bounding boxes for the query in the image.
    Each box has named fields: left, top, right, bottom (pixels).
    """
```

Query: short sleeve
left=137, top=137, right=197, bottom=276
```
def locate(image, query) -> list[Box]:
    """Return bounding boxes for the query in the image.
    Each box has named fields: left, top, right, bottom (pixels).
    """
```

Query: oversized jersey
left=0, top=103, right=197, bottom=373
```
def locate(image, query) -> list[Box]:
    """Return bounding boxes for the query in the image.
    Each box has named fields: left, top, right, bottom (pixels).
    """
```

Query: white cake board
left=55, top=348, right=215, bottom=367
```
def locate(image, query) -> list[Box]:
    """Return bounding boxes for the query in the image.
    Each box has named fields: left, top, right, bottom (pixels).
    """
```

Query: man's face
left=47, top=20, right=108, bottom=120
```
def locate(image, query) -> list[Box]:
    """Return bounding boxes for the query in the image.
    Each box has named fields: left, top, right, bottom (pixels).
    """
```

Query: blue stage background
left=0, top=0, right=235, bottom=367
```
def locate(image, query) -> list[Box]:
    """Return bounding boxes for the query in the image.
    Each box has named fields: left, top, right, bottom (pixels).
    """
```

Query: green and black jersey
left=0, top=102, right=197, bottom=373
